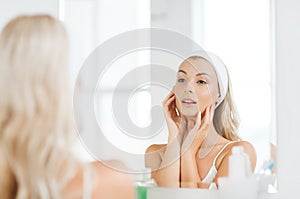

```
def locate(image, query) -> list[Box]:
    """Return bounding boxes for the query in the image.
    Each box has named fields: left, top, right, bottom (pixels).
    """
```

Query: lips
left=182, top=99, right=197, bottom=105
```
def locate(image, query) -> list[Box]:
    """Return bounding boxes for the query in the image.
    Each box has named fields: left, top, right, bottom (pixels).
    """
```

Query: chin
left=180, top=108, right=198, bottom=117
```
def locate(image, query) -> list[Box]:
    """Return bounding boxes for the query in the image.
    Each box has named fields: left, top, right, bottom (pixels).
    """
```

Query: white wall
left=64, top=0, right=152, bottom=169
left=275, top=0, right=300, bottom=196
left=201, top=0, right=272, bottom=173
left=151, top=0, right=192, bottom=37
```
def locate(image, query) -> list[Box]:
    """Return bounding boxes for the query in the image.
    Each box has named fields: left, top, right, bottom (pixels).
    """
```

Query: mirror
left=63, top=0, right=276, bottom=191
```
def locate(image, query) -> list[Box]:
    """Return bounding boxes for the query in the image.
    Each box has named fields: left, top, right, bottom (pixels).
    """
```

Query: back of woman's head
left=0, top=15, right=76, bottom=199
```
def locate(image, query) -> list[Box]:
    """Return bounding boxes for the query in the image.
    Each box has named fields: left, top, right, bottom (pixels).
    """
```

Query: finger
left=189, top=111, right=202, bottom=137
left=206, top=84, right=214, bottom=108
left=170, top=102, right=178, bottom=119
left=162, top=91, right=175, bottom=105
left=163, top=94, right=175, bottom=111
left=210, top=104, right=215, bottom=121
left=195, top=110, right=202, bottom=129
left=179, top=116, right=187, bottom=131
left=165, top=95, right=176, bottom=108
left=171, top=99, right=176, bottom=110
left=165, top=96, right=177, bottom=118
left=202, top=105, right=213, bottom=130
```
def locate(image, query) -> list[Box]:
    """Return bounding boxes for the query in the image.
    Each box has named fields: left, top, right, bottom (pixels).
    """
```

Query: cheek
left=174, top=83, right=183, bottom=98
left=174, top=84, right=182, bottom=112
left=195, top=88, right=212, bottom=111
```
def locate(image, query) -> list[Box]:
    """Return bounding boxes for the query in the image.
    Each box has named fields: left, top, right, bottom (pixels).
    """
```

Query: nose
left=184, top=82, right=194, bottom=94
left=184, top=89, right=192, bottom=94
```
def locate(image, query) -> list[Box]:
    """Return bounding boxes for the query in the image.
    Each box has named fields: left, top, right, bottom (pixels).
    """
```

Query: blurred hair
left=187, top=56, right=240, bottom=141
left=0, top=15, right=77, bottom=199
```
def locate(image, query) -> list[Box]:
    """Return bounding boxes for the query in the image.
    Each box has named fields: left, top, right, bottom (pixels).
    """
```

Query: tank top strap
left=212, top=141, right=239, bottom=166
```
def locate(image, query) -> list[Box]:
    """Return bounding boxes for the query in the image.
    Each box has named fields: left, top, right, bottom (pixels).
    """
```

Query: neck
left=184, top=115, right=221, bottom=147
left=185, top=116, right=197, bottom=131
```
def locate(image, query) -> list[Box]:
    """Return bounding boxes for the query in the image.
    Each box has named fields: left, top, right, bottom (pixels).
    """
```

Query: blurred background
left=0, top=0, right=274, bottom=173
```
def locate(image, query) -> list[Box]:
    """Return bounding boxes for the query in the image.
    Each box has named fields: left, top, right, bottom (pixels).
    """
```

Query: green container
left=134, top=168, right=157, bottom=199
left=136, top=186, right=147, bottom=199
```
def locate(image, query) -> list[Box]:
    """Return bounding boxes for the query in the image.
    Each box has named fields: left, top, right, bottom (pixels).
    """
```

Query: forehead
left=178, top=58, right=217, bottom=78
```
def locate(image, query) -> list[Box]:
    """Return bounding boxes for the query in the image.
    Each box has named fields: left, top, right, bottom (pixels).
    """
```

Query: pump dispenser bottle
left=228, top=146, right=251, bottom=178
left=218, top=146, right=258, bottom=199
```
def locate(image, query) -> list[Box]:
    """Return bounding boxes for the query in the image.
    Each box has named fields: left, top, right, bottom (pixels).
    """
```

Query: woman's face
left=174, top=58, right=220, bottom=117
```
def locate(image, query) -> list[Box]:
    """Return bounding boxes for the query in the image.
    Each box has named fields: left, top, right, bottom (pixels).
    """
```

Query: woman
left=0, top=15, right=134, bottom=199
left=145, top=52, right=256, bottom=188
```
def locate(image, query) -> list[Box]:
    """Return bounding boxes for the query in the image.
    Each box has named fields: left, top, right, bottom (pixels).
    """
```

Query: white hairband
left=189, top=51, right=229, bottom=107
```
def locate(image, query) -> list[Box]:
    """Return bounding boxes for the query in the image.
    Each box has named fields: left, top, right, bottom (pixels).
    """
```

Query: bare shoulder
left=218, top=140, right=256, bottom=158
left=231, top=141, right=257, bottom=158
left=146, top=144, right=166, bottom=154
left=91, top=160, right=126, bottom=177
left=90, top=160, right=132, bottom=183
left=228, top=140, right=257, bottom=171
left=145, top=144, right=166, bottom=170
left=90, top=161, right=134, bottom=199
left=214, top=140, right=257, bottom=182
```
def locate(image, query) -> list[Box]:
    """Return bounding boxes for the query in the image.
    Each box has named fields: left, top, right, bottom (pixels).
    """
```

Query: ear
left=215, top=94, right=221, bottom=105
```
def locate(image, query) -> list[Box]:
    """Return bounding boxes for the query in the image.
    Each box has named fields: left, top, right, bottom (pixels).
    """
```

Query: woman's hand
left=163, top=92, right=186, bottom=143
left=145, top=91, right=185, bottom=188
left=181, top=104, right=215, bottom=155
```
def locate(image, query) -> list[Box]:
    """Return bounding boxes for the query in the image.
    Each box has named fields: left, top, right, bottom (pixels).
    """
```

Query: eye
left=197, top=80, right=207, bottom=84
left=177, top=78, right=185, bottom=83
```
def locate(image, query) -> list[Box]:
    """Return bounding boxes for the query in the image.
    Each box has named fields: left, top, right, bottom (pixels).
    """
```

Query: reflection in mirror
left=197, top=0, right=275, bottom=179
left=149, top=0, right=276, bottom=191
left=146, top=53, right=257, bottom=188
left=63, top=0, right=276, bottom=193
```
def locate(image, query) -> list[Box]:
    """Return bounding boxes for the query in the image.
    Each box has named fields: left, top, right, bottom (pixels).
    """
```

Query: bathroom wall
left=1, top=0, right=300, bottom=196
left=275, top=0, right=300, bottom=196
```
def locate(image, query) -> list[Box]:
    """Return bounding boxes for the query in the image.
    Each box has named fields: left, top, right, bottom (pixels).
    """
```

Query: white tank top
left=200, top=141, right=238, bottom=185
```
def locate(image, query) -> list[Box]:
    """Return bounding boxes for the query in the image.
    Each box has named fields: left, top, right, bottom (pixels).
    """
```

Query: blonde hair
left=0, top=15, right=77, bottom=199
left=213, top=75, right=240, bottom=141
left=188, top=56, right=240, bottom=141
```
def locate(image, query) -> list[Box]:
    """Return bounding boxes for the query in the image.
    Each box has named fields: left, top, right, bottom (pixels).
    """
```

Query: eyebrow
left=178, top=69, right=187, bottom=74
left=178, top=69, right=210, bottom=77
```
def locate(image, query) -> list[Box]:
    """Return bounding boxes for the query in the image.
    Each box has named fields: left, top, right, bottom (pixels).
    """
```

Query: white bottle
left=228, top=146, right=251, bottom=178
left=256, top=160, right=276, bottom=194
left=218, top=146, right=258, bottom=199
